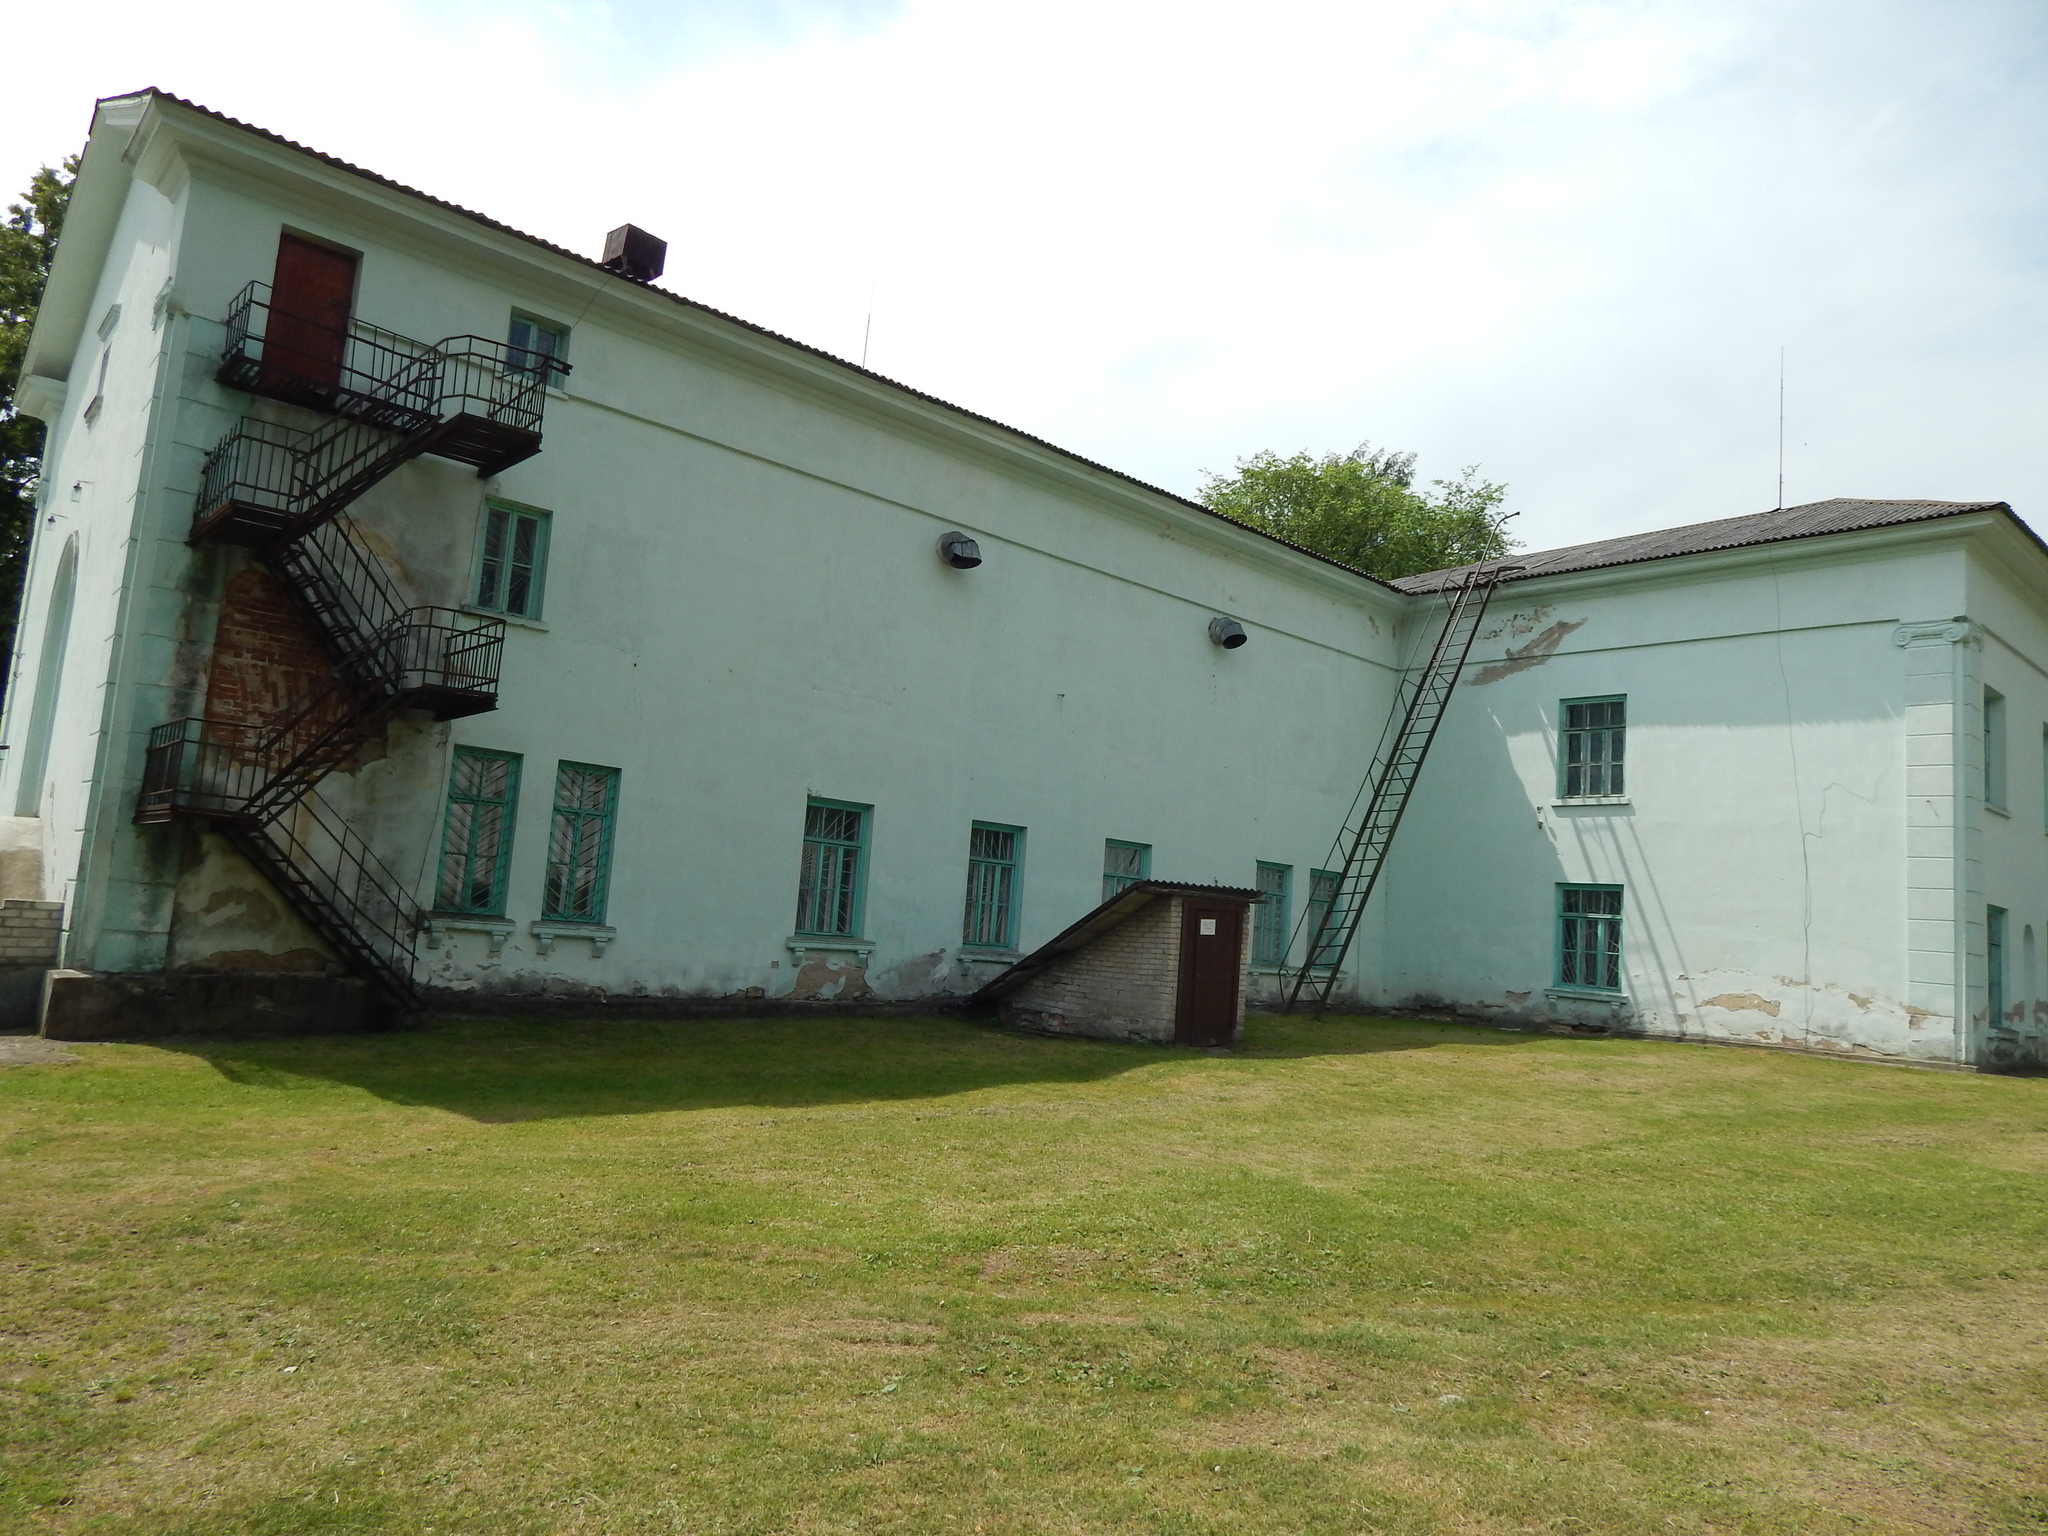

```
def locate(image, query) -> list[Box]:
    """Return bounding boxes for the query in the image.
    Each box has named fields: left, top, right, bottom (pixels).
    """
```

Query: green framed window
left=1252, top=862, right=1290, bottom=965
left=796, top=799, right=868, bottom=937
left=1305, top=868, right=1343, bottom=970
left=1984, top=688, right=2006, bottom=809
left=1560, top=696, right=1626, bottom=797
left=964, top=823, right=1024, bottom=948
left=1988, top=905, right=2008, bottom=1026
left=544, top=762, right=620, bottom=923
left=473, top=502, right=550, bottom=620
left=1103, top=839, right=1150, bottom=903
left=436, top=748, right=521, bottom=915
left=507, top=313, right=569, bottom=388
left=1557, top=884, right=1623, bottom=990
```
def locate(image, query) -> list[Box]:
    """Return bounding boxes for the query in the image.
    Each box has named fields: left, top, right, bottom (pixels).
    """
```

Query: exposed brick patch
left=204, top=563, right=339, bottom=727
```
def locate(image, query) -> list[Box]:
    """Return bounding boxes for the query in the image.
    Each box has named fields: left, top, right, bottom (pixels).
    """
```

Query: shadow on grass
left=155, top=1011, right=1547, bottom=1123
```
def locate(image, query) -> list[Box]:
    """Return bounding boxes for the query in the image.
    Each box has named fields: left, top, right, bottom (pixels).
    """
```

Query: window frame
left=1558, top=695, right=1627, bottom=799
left=1556, top=883, right=1624, bottom=992
left=1252, top=861, right=1291, bottom=966
left=542, top=761, right=621, bottom=924
left=962, top=822, right=1025, bottom=950
left=1983, top=687, right=2006, bottom=810
left=471, top=500, right=552, bottom=620
left=1988, top=905, right=2008, bottom=1028
left=507, top=311, right=570, bottom=390
left=434, top=747, right=522, bottom=917
left=795, top=797, right=870, bottom=939
left=1305, top=868, right=1343, bottom=971
left=1102, top=839, right=1150, bottom=903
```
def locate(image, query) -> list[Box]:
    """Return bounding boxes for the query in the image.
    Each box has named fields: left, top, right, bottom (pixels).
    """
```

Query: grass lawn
left=1, top=1013, right=2045, bottom=1535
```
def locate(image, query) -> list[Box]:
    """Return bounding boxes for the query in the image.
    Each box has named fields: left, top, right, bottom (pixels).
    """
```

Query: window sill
left=959, top=949, right=1022, bottom=964
left=1986, top=803, right=2010, bottom=819
left=425, top=915, right=515, bottom=954
left=1545, top=985, right=1628, bottom=1003
left=531, top=920, right=615, bottom=957
left=464, top=605, right=549, bottom=632
left=1552, top=795, right=1630, bottom=807
left=788, top=935, right=874, bottom=961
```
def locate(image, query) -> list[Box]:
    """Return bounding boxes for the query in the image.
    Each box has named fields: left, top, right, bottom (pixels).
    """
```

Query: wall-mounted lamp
left=1208, top=617, right=1248, bottom=649
left=938, top=532, right=982, bottom=569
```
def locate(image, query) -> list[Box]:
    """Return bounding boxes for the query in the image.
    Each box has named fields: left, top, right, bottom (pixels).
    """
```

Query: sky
left=5, top=0, right=2045, bottom=555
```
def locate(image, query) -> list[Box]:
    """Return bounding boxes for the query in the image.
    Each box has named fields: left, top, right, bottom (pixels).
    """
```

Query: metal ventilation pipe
left=1209, top=617, right=1248, bottom=648
left=938, top=532, right=983, bottom=569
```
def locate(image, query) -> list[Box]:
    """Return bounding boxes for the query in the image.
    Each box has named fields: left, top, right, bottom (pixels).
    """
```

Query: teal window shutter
left=474, top=503, right=550, bottom=619
left=963, top=823, right=1023, bottom=948
left=1252, top=862, right=1290, bottom=965
left=796, top=799, right=867, bottom=936
left=1557, top=885, right=1624, bottom=989
left=544, top=762, right=620, bottom=922
left=1306, top=869, right=1342, bottom=970
left=1102, top=839, right=1149, bottom=903
left=436, top=748, right=521, bottom=915
left=1560, top=696, right=1626, bottom=797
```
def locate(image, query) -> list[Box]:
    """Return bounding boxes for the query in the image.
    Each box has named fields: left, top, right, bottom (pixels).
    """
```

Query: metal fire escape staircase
left=1280, top=562, right=1519, bottom=1018
left=135, top=284, right=559, bottom=1011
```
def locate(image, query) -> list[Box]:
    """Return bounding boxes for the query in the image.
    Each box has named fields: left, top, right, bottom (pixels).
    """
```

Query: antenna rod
left=1776, top=347, right=1785, bottom=511
left=861, top=278, right=876, bottom=368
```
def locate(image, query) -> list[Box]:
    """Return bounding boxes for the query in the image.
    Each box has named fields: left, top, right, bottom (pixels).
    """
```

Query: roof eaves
left=115, top=88, right=1404, bottom=597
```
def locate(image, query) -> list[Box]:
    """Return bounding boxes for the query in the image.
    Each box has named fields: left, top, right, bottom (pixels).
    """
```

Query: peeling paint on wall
left=167, top=831, right=337, bottom=973
left=787, top=955, right=874, bottom=1001
left=1467, top=619, right=1587, bottom=686
left=1699, top=991, right=1783, bottom=1017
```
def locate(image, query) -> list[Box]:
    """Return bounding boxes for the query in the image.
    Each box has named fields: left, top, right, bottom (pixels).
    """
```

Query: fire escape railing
left=134, top=287, right=546, bottom=1011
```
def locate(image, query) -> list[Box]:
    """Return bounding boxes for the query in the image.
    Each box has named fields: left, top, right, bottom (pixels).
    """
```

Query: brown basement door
left=1175, top=899, right=1244, bottom=1047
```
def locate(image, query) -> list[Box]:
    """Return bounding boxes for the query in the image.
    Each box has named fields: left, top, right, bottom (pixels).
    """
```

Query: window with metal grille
left=507, top=313, right=569, bottom=388
left=1560, top=696, right=1625, bottom=797
left=544, top=762, right=619, bottom=923
left=796, top=800, right=867, bottom=937
left=1103, top=840, right=1149, bottom=903
left=473, top=503, right=549, bottom=619
left=1253, top=862, right=1291, bottom=965
left=436, top=748, right=521, bottom=915
left=963, top=824, right=1023, bottom=948
left=1306, top=869, right=1342, bottom=970
left=1557, top=885, right=1623, bottom=990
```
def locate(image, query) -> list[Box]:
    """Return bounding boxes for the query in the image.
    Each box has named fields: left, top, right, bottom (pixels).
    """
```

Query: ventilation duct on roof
left=601, top=225, right=666, bottom=281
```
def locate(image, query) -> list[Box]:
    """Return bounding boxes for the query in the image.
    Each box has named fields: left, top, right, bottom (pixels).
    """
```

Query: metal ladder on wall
left=1280, top=562, right=1518, bottom=1018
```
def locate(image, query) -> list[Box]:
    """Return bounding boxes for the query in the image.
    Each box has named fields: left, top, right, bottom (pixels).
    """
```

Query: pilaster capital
left=1893, top=619, right=1977, bottom=649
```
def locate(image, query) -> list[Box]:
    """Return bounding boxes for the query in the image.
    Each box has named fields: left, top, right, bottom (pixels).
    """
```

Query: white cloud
left=5, top=0, right=2044, bottom=551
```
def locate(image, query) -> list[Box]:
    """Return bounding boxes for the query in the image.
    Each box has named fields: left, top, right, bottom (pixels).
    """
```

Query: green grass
left=1, top=1013, right=2044, bottom=1534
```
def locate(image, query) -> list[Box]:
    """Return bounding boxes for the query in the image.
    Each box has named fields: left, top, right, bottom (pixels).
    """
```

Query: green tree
left=0, top=159, right=78, bottom=682
left=1198, top=441, right=1518, bottom=581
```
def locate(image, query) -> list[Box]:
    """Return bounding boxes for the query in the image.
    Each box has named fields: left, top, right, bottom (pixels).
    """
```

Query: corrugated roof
left=105, top=89, right=1399, bottom=594
left=1396, top=498, right=2020, bottom=593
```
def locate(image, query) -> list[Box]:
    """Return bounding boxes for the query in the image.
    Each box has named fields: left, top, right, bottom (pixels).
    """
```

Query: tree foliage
left=1198, top=441, right=1518, bottom=581
left=0, top=159, right=78, bottom=675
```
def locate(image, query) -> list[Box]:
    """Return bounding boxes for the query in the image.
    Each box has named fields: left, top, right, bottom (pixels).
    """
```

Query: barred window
left=544, top=762, right=619, bottom=923
left=1252, top=862, right=1291, bottom=965
left=796, top=800, right=867, bottom=937
left=1558, top=885, right=1623, bottom=990
left=436, top=748, right=521, bottom=915
left=963, top=823, right=1023, bottom=948
left=1561, top=696, right=1625, bottom=797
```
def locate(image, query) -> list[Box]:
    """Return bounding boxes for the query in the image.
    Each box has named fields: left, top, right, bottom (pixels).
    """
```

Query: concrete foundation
left=39, top=971, right=371, bottom=1040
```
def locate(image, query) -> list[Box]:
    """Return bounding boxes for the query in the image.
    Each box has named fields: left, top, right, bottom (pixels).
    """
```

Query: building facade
left=7, top=91, right=2045, bottom=1068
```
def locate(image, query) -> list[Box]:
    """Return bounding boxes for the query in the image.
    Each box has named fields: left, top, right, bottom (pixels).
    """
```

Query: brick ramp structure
left=971, top=881, right=1259, bottom=1047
